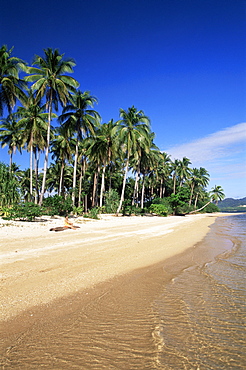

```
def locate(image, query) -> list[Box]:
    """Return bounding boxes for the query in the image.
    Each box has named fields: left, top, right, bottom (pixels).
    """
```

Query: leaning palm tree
left=59, top=90, right=100, bottom=206
left=114, top=106, right=151, bottom=214
left=25, top=48, right=79, bottom=205
left=189, top=185, right=225, bottom=213
left=0, top=45, right=27, bottom=116
left=0, top=113, right=23, bottom=169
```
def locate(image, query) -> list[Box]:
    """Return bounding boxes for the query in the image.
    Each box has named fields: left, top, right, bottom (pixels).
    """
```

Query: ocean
left=153, top=214, right=246, bottom=369
left=1, top=214, right=245, bottom=369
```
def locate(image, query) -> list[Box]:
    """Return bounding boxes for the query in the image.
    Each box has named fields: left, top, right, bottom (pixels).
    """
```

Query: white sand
left=0, top=213, right=222, bottom=321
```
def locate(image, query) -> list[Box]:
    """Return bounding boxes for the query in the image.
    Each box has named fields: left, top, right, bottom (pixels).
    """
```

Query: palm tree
left=25, top=48, right=79, bottom=205
left=0, top=113, right=23, bottom=169
left=156, top=152, right=172, bottom=198
left=189, top=185, right=225, bottom=213
left=178, top=157, right=191, bottom=187
left=59, top=90, right=100, bottom=206
left=210, top=185, right=225, bottom=205
left=188, top=167, right=210, bottom=206
left=16, top=94, right=50, bottom=201
left=114, top=106, right=151, bottom=214
left=51, top=125, right=74, bottom=196
left=0, top=45, right=27, bottom=116
left=86, top=120, right=118, bottom=207
left=171, top=159, right=180, bottom=195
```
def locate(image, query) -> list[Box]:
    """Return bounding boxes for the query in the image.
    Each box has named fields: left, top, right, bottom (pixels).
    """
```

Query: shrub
left=2, top=202, right=42, bottom=221
left=149, top=203, right=168, bottom=216
left=104, top=189, right=119, bottom=213
left=84, top=207, right=100, bottom=220
left=42, top=195, right=73, bottom=216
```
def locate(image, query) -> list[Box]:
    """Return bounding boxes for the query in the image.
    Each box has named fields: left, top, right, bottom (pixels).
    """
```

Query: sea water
left=153, top=214, right=246, bottom=369
left=1, top=215, right=245, bottom=369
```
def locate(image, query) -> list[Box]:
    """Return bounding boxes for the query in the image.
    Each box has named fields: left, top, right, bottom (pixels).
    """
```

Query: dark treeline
left=0, top=46, right=225, bottom=218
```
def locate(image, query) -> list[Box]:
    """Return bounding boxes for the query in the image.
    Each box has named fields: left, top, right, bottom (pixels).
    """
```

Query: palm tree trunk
left=141, top=175, right=145, bottom=209
left=72, top=140, right=79, bottom=206
left=189, top=183, right=195, bottom=206
left=132, top=167, right=140, bottom=206
left=78, top=161, right=84, bottom=207
left=116, top=158, right=129, bottom=215
left=188, top=201, right=211, bottom=214
left=34, top=149, right=39, bottom=204
left=99, top=164, right=106, bottom=208
left=59, top=162, right=64, bottom=196
left=39, top=97, right=52, bottom=206
left=29, top=144, right=33, bottom=202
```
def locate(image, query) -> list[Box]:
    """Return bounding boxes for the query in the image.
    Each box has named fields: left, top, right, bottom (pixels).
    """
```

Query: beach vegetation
left=42, top=195, right=73, bottom=216
left=149, top=203, right=168, bottom=216
left=0, top=45, right=226, bottom=219
left=2, top=202, right=42, bottom=221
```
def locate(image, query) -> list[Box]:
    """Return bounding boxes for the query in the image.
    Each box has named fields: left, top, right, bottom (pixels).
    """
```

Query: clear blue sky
left=1, top=0, right=246, bottom=198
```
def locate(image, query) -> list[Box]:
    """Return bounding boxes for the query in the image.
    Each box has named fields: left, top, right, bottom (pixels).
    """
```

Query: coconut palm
left=25, top=48, right=79, bottom=205
left=85, top=120, right=117, bottom=207
left=156, top=152, right=172, bottom=198
left=114, top=106, right=151, bottom=214
left=0, top=45, right=27, bottom=116
left=178, top=157, right=191, bottom=187
left=0, top=113, right=23, bottom=169
left=16, top=94, right=51, bottom=201
left=59, top=90, right=100, bottom=206
left=51, top=125, right=75, bottom=196
left=188, top=167, right=210, bottom=206
left=189, top=185, right=225, bottom=213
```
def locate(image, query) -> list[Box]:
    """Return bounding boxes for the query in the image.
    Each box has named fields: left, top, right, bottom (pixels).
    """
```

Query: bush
left=73, top=206, right=84, bottom=216
left=104, top=189, right=119, bottom=213
left=2, top=202, right=42, bottom=221
left=149, top=203, right=168, bottom=216
left=151, top=197, right=172, bottom=214
left=42, top=195, right=73, bottom=216
left=84, top=207, right=100, bottom=220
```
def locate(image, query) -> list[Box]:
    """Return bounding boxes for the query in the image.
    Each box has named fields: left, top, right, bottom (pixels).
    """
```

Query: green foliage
left=84, top=207, right=100, bottom=220
left=73, top=206, right=84, bottom=216
left=3, top=202, right=42, bottom=221
left=103, top=189, right=119, bottom=213
left=0, top=162, right=20, bottom=207
left=149, top=203, right=168, bottom=216
left=200, top=202, right=219, bottom=213
left=151, top=197, right=172, bottom=214
left=42, top=195, right=73, bottom=216
left=168, top=188, right=191, bottom=215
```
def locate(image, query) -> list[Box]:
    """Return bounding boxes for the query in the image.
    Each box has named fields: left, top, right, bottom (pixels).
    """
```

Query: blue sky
left=1, top=0, right=245, bottom=198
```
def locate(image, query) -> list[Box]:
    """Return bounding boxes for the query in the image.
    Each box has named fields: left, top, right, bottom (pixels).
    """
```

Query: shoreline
left=0, top=212, right=233, bottom=325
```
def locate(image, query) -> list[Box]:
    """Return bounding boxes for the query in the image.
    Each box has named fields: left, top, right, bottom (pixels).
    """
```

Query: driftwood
left=50, top=226, right=80, bottom=232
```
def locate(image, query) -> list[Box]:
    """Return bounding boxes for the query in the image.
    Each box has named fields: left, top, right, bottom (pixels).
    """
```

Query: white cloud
left=165, top=122, right=246, bottom=164
left=164, top=122, right=246, bottom=198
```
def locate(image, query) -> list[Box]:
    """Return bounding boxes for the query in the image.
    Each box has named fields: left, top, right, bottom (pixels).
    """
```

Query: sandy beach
left=1, top=213, right=220, bottom=323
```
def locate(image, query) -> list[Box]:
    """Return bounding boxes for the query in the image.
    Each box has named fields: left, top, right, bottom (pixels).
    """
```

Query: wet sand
left=0, top=213, right=227, bottom=368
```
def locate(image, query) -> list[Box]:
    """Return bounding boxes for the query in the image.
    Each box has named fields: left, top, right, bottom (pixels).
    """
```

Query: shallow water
left=1, top=215, right=245, bottom=369
left=153, top=214, right=246, bottom=369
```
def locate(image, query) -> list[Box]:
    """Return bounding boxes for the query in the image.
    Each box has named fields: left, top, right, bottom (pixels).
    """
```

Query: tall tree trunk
left=72, top=140, right=79, bottom=206
left=39, top=97, right=52, bottom=206
left=29, top=144, right=33, bottom=202
left=132, top=166, right=140, bottom=206
left=99, top=164, right=106, bottom=208
left=34, top=149, right=40, bottom=204
left=189, top=183, right=195, bottom=206
left=59, top=161, right=64, bottom=196
left=141, top=175, right=145, bottom=209
left=159, top=178, right=163, bottom=198
left=78, top=160, right=84, bottom=208
left=117, top=158, right=129, bottom=215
